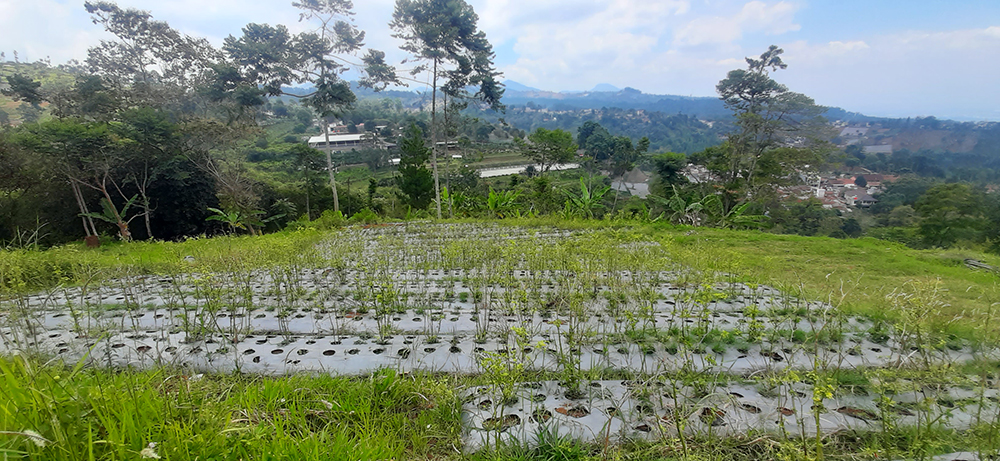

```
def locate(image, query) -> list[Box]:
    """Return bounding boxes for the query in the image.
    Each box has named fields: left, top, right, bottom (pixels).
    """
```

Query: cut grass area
left=467, top=151, right=531, bottom=168
left=654, top=226, right=1000, bottom=339
left=0, top=356, right=462, bottom=460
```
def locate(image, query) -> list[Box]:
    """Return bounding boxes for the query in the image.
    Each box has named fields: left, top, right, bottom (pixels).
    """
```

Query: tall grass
left=0, top=355, right=462, bottom=460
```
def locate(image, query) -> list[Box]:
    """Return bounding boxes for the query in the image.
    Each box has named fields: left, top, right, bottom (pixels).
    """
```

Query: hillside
left=0, top=60, right=79, bottom=124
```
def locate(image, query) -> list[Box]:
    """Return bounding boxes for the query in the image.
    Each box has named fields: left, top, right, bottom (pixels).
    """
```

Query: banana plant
left=648, top=186, right=765, bottom=229
left=205, top=207, right=284, bottom=235
left=699, top=195, right=766, bottom=229
left=79, top=195, right=140, bottom=241
left=564, top=176, right=611, bottom=219
left=717, top=200, right=767, bottom=230
left=205, top=207, right=248, bottom=234
left=649, top=185, right=706, bottom=226
left=486, top=187, right=521, bottom=219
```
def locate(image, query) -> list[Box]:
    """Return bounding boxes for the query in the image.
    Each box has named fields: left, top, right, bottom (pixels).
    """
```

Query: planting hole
left=483, top=414, right=521, bottom=432
left=530, top=409, right=552, bottom=423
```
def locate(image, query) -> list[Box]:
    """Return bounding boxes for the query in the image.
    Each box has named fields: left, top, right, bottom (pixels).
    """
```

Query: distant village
left=776, top=124, right=900, bottom=212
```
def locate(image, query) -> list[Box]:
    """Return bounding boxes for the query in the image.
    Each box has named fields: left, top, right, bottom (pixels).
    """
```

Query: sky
left=2, top=0, right=999, bottom=120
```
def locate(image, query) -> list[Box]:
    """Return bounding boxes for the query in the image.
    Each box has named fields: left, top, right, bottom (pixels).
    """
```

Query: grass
left=654, top=225, right=1000, bottom=338
left=0, top=355, right=461, bottom=460
left=0, top=228, right=328, bottom=294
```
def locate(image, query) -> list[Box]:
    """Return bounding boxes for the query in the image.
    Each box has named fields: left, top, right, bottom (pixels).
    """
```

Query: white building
left=307, top=133, right=367, bottom=152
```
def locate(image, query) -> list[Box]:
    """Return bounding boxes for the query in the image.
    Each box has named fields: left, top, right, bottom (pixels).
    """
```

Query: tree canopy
left=523, top=128, right=577, bottom=174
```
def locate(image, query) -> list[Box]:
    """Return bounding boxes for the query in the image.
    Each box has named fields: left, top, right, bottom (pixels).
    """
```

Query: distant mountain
left=502, top=85, right=732, bottom=119
left=502, top=80, right=540, bottom=92
left=590, top=83, right=620, bottom=92
left=346, top=80, right=888, bottom=123
left=500, top=84, right=888, bottom=123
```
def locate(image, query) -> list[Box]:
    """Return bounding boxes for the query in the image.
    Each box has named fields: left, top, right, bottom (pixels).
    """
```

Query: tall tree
left=15, top=119, right=135, bottom=240
left=84, top=1, right=220, bottom=107
left=608, top=135, right=649, bottom=213
left=396, top=124, right=435, bottom=210
left=714, top=45, right=827, bottom=208
left=113, top=107, right=182, bottom=239
left=390, top=0, right=504, bottom=218
left=220, top=0, right=397, bottom=212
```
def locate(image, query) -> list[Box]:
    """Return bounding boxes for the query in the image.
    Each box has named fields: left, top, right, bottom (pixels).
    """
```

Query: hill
left=0, top=60, right=80, bottom=124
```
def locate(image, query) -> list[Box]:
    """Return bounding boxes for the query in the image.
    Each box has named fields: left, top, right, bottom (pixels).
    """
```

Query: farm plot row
left=1, top=223, right=997, bottom=453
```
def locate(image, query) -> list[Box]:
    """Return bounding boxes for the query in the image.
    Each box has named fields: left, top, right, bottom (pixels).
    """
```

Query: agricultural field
left=2, top=221, right=1000, bottom=460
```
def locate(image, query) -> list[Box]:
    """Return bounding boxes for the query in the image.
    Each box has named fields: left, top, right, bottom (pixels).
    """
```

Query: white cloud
left=0, top=0, right=99, bottom=64
left=781, top=27, right=1000, bottom=119
left=2, top=0, right=999, bottom=118
left=672, top=1, right=800, bottom=47
left=490, top=0, right=749, bottom=92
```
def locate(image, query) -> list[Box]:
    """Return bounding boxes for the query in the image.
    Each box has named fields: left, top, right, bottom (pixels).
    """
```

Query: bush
left=867, top=226, right=922, bottom=248
left=287, top=210, right=348, bottom=231
left=313, top=210, right=347, bottom=229
left=349, top=208, right=380, bottom=225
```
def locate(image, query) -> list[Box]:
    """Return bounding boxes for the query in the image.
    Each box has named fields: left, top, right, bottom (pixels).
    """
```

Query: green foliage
left=396, top=124, right=435, bottom=210
left=915, top=182, right=986, bottom=248
left=486, top=188, right=521, bottom=218
left=523, top=128, right=577, bottom=173
left=2, top=74, right=44, bottom=107
left=349, top=208, right=380, bottom=224
left=0, top=357, right=460, bottom=460
left=205, top=207, right=252, bottom=233
left=650, top=152, right=688, bottom=188
left=649, top=186, right=705, bottom=226
left=564, top=177, right=611, bottom=219
left=313, top=209, right=348, bottom=229
left=776, top=198, right=838, bottom=236
left=80, top=195, right=140, bottom=240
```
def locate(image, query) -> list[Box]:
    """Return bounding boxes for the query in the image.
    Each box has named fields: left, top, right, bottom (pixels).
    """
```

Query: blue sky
left=2, top=0, right=999, bottom=120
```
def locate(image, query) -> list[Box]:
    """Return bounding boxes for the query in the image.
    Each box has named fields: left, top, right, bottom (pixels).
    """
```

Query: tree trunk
left=304, top=180, right=311, bottom=219
left=443, top=91, right=453, bottom=218
left=322, top=117, right=340, bottom=212
left=99, top=182, right=131, bottom=242
left=611, top=175, right=624, bottom=215
left=140, top=166, right=154, bottom=239
left=430, top=59, right=442, bottom=219
left=142, top=197, right=153, bottom=239
left=70, top=180, right=98, bottom=237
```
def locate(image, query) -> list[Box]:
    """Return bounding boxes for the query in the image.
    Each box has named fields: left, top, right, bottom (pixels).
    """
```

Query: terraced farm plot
left=2, top=223, right=1000, bottom=457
